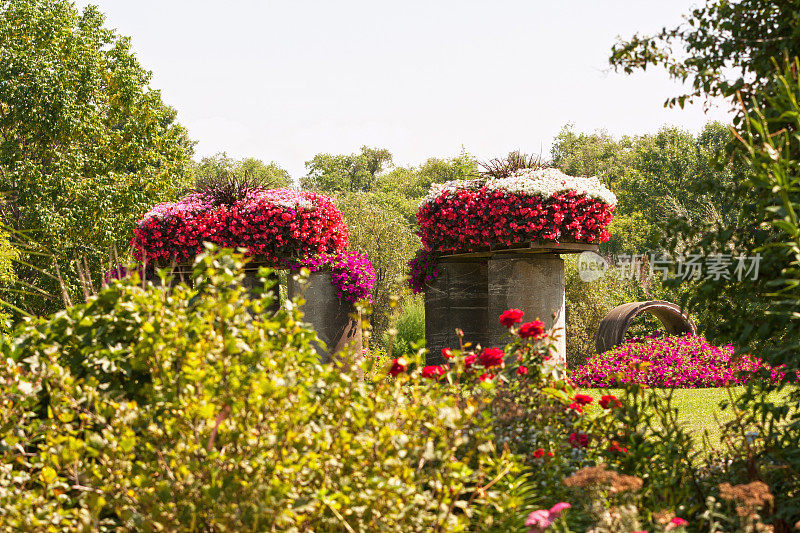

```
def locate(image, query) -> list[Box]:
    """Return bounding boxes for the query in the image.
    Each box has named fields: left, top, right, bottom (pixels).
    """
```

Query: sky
left=76, top=0, right=731, bottom=178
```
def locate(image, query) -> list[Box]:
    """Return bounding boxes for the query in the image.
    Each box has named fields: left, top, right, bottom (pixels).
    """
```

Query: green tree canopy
left=0, top=0, right=194, bottom=315
left=610, top=1, right=800, bottom=363
left=551, top=122, right=741, bottom=255
left=191, top=152, right=291, bottom=189
left=301, top=146, right=393, bottom=193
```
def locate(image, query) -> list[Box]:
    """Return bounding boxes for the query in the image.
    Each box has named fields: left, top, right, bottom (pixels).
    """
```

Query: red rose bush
left=132, top=188, right=349, bottom=264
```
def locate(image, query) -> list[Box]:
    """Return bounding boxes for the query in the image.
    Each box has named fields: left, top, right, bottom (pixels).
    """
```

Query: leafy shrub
left=571, top=334, right=768, bottom=388
left=564, top=255, right=637, bottom=366
left=384, top=296, right=425, bottom=356
left=0, top=248, right=515, bottom=531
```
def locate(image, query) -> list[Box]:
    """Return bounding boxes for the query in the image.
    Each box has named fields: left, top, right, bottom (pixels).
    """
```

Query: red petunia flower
left=479, top=347, right=505, bottom=368
left=499, top=308, right=524, bottom=328
left=519, top=320, right=547, bottom=339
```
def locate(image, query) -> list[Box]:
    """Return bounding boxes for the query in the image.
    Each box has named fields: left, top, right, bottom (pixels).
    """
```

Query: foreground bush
left=0, top=249, right=513, bottom=531
left=571, top=334, right=766, bottom=388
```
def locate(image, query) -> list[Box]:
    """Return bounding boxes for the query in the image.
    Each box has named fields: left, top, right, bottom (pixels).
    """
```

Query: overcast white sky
left=76, top=0, right=730, bottom=178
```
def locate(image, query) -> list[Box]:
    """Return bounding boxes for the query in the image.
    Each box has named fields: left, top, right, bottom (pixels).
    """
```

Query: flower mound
left=417, top=168, right=615, bottom=254
left=132, top=188, right=349, bottom=264
left=571, top=334, right=766, bottom=388
left=289, top=251, right=375, bottom=303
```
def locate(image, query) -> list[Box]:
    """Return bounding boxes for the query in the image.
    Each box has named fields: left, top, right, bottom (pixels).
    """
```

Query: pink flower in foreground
left=526, top=502, right=571, bottom=533
left=666, top=517, right=688, bottom=531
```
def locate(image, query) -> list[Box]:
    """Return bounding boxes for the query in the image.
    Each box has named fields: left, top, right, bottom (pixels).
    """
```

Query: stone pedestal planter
left=423, top=244, right=596, bottom=366
left=288, top=271, right=362, bottom=363
left=424, top=260, right=489, bottom=365
left=487, top=254, right=566, bottom=365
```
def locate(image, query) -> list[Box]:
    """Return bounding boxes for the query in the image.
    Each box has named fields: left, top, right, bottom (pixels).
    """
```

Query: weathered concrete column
left=487, top=254, right=566, bottom=365
left=425, top=259, right=488, bottom=365
left=288, top=271, right=362, bottom=363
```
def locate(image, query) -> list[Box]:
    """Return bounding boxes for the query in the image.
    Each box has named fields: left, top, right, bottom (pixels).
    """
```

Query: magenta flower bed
left=132, top=189, right=349, bottom=264
left=571, top=334, right=767, bottom=388
left=286, top=251, right=376, bottom=303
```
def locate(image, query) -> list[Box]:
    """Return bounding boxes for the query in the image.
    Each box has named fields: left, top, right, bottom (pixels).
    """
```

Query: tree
left=609, top=1, right=800, bottom=365
left=551, top=123, right=740, bottom=255
left=191, top=153, right=291, bottom=189
left=334, top=192, right=417, bottom=341
left=301, top=146, right=392, bottom=193
left=610, top=0, right=800, bottom=112
left=0, top=0, right=194, bottom=315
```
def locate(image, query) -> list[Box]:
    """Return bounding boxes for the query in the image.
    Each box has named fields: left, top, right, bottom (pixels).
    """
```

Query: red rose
left=567, top=402, right=583, bottom=414
left=421, top=365, right=446, bottom=379
left=388, top=357, right=408, bottom=377
left=479, top=372, right=495, bottom=382
left=608, top=441, right=628, bottom=453
left=464, top=354, right=477, bottom=368
left=478, top=347, right=505, bottom=368
left=441, top=348, right=453, bottom=359
left=599, top=395, right=622, bottom=409
left=532, top=448, right=545, bottom=458
left=499, top=308, right=524, bottom=328
left=569, top=432, right=589, bottom=448
left=519, top=320, right=547, bottom=339
left=516, top=365, right=528, bottom=376
left=573, top=394, right=594, bottom=405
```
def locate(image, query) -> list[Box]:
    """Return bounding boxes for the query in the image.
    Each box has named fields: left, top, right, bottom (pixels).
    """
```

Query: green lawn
left=583, top=387, right=793, bottom=448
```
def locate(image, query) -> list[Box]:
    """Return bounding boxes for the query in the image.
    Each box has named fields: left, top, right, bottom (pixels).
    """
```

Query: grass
left=584, top=386, right=793, bottom=448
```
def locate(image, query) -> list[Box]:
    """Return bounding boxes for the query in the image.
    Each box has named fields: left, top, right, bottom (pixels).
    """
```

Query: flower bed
left=132, top=188, right=349, bottom=264
left=417, top=168, right=616, bottom=254
left=286, top=251, right=376, bottom=303
left=570, top=334, right=767, bottom=388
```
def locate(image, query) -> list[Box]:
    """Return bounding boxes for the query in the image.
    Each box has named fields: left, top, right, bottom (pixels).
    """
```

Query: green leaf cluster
left=0, top=248, right=513, bottom=531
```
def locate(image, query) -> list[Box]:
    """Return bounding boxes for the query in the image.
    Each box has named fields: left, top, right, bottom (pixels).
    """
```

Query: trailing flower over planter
left=408, top=168, right=616, bottom=292
left=132, top=188, right=349, bottom=264
left=286, top=251, right=376, bottom=303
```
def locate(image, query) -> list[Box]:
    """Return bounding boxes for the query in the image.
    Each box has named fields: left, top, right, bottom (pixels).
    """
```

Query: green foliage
left=564, top=256, right=640, bottom=366
left=610, top=0, right=800, bottom=110
left=384, top=296, right=425, bottom=357
left=0, top=248, right=514, bottom=531
left=302, top=146, right=392, bottom=193
left=0, top=0, right=194, bottom=316
left=335, top=192, right=417, bottom=341
left=191, top=152, right=291, bottom=190
left=551, top=123, right=741, bottom=256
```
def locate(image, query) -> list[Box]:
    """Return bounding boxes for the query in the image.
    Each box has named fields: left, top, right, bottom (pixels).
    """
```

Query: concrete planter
left=424, top=259, right=489, bottom=365
left=288, top=271, right=362, bottom=363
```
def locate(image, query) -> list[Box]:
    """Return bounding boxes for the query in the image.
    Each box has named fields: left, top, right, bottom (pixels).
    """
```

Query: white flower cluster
left=421, top=167, right=617, bottom=207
